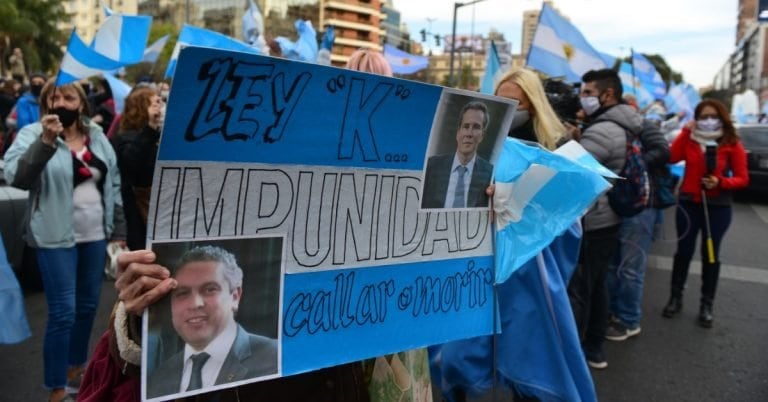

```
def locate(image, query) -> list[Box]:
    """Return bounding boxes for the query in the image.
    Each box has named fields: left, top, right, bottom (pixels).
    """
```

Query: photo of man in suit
left=421, top=101, right=494, bottom=209
left=147, top=245, right=278, bottom=398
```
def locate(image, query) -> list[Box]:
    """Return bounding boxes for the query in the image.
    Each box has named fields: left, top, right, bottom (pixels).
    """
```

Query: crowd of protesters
left=0, top=45, right=750, bottom=402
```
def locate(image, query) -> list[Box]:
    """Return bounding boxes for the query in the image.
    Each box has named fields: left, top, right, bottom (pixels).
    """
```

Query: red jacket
left=670, top=126, right=749, bottom=203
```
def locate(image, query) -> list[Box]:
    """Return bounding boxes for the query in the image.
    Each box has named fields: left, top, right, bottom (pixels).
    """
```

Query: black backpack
left=607, top=126, right=650, bottom=217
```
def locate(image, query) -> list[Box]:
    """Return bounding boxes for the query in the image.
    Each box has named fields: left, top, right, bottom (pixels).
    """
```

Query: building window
left=357, top=31, right=370, bottom=41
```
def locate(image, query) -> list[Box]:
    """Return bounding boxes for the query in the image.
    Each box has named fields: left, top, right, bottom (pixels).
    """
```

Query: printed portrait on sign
left=420, top=90, right=517, bottom=210
left=143, top=237, right=284, bottom=401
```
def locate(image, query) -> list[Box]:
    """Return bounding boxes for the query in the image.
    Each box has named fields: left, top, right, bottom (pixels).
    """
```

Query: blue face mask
left=696, top=117, right=722, bottom=132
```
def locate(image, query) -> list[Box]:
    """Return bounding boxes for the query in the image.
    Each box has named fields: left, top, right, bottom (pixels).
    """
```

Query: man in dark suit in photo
left=422, top=101, right=494, bottom=209
left=147, top=246, right=278, bottom=398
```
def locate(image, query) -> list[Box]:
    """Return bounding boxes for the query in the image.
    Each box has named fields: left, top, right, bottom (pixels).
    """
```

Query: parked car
left=0, top=159, right=40, bottom=290
left=737, top=124, right=768, bottom=196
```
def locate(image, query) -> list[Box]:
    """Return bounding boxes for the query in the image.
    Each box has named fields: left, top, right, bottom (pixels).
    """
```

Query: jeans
left=568, top=224, right=619, bottom=358
left=36, top=240, right=106, bottom=389
left=606, top=208, right=658, bottom=328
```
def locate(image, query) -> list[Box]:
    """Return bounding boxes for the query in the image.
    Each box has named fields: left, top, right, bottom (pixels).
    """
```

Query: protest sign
left=142, top=46, right=516, bottom=401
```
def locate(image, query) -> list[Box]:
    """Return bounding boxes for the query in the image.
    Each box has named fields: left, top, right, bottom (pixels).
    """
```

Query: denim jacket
left=4, top=120, right=126, bottom=248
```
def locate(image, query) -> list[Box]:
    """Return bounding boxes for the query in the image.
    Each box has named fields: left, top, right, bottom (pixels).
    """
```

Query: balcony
left=325, top=1, right=385, bottom=18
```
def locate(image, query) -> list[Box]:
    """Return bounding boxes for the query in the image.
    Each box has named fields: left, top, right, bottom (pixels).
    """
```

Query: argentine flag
left=142, top=34, right=170, bottom=63
left=618, top=62, right=655, bottom=109
left=664, top=82, right=700, bottom=118
left=166, top=25, right=262, bottom=78
left=632, top=52, right=667, bottom=99
left=383, top=44, right=428, bottom=75
left=274, top=20, right=319, bottom=63
left=58, top=29, right=132, bottom=86
left=479, top=41, right=501, bottom=94
left=526, top=2, right=610, bottom=82
left=91, top=10, right=151, bottom=64
left=493, top=139, right=613, bottom=282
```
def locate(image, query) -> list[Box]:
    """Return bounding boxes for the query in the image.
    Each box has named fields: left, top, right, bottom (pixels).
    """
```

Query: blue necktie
left=187, top=352, right=210, bottom=391
left=453, top=165, right=467, bottom=208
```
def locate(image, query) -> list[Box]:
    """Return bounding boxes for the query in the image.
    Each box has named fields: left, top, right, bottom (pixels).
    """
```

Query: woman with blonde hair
left=494, top=67, right=566, bottom=150
left=435, top=68, right=594, bottom=402
left=345, top=48, right=393, bottom=77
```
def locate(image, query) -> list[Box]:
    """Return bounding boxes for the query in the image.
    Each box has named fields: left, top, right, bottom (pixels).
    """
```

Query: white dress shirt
left=443, top=153, right=477, bottom=208
left=179, top=319, right=238, bottom=392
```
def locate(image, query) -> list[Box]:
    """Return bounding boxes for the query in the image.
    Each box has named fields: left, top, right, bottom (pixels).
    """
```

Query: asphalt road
left=1, top=197, right=766, bottom=402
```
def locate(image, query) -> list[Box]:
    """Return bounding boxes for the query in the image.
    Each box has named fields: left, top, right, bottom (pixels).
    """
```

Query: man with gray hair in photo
left=147, top=245, right=277, bottom=398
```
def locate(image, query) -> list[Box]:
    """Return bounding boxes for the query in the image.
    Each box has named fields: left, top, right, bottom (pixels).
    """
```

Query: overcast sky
left=393, top=0, right=737, bottom=88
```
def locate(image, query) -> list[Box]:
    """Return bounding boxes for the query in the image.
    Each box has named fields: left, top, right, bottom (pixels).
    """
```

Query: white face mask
left=510, top=109, right=530, bottom=130
left=696, top=117, right=722, bottom=132
left=580, top=96, right=601, bottom=116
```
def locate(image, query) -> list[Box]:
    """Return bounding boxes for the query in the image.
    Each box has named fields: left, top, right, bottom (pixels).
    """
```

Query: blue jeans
left=36, top=240, right=106, bottom=389
left=606, top=208, right=658, bottom=328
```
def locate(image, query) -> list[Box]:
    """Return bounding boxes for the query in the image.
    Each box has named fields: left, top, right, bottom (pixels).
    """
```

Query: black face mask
left=30, top=84, right=43, bottom=98
left=52, top=107, right=80, bottom=128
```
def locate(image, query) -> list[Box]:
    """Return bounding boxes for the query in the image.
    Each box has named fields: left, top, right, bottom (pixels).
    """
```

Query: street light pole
left=448, top=0, right=487, bottom=87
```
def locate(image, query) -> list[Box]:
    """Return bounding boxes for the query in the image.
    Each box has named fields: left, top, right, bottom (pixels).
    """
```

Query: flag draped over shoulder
left=432, top=138, right=611, bottom=402
left=479, top=41, right=501, bottom=94
left=166, top=24, right=262, bottom=78
left=526, top=3, right=609, bottom=82
left=382, top=44, right=428, bottom=74
left=493, top=139, right=614, bottom=283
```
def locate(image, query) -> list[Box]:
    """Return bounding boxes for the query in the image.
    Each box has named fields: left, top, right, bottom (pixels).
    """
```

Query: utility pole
left=449, top=0, right=487, bottom=87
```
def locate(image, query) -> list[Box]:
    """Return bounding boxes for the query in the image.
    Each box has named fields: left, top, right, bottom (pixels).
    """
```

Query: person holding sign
left=421, top=101, right=494, bottom=209
left=146, top=245, right=277, bottom=398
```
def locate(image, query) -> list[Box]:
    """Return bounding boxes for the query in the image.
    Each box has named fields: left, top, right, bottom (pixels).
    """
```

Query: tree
left=0, top=0, right=68, bottom=77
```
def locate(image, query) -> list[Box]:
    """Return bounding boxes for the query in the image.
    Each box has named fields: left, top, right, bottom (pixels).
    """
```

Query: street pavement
left=1, top=197, right=766, bottom=402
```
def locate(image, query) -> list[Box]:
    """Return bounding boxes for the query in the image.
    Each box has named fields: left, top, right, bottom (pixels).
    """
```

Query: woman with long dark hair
left=662, top=99, right=749, bottom=327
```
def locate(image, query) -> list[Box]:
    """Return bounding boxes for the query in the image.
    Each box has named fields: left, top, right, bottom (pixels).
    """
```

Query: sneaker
left=586, top=351, right=608, bottom=370
left=605, top=321, right=642, bottom=341
left=64, top=366, right=84, bottom=394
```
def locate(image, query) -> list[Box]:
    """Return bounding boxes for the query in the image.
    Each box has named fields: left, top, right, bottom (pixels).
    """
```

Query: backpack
left=607, top=127, right=650, bottom=217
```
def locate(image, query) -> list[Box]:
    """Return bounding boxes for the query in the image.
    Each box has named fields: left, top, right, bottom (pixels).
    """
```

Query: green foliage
left=620, top=53, right=684, bottom=88
left=1, top=0, right=69, bottom=76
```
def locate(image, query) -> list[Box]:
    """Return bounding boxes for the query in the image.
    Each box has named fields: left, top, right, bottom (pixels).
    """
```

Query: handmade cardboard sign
left=142, top=46, right=516, bottom=401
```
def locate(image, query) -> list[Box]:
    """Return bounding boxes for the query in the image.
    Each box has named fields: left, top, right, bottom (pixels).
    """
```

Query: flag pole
left=629, top=47, right=637, bottom=97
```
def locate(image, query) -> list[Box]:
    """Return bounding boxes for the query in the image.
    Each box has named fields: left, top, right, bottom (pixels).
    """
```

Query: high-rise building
left=323, top=0, right=385, bottom=65
left=520, top=1, right=566, bottom=58
left=737, top=0, right=758, bottom=44
left=381, top=0, right=411, bottom=52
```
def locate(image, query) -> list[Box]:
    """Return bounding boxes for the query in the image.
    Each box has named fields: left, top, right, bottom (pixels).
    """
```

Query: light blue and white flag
left=275, top=20, right=319, bottom=63
left=664, top=82, right=700, bottom=119
left=493, top=139, right=613, bottom=282
left=632, top=52, right=666, bottom=99
left=90, top=11, right=152, bottom=64
left=102, top=0, right=112, bottom=17
left=383, top=44, right=429, bottom=75
left=321, top=26, right=335, bottom=51
left=526, top=2, right=610, bottom=82
left=242, top=0, right=264, bottom=44
left=142, top=34, right=170, bottom=63
left=166, top=24, right=261, bottom=78
left=57, top=29, right=132, bottom=86
left=480, top=41, right=501, bottom=94
left=102, top=72, right=132, bottom=114
left=618, top=61, right=654, bottom=109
